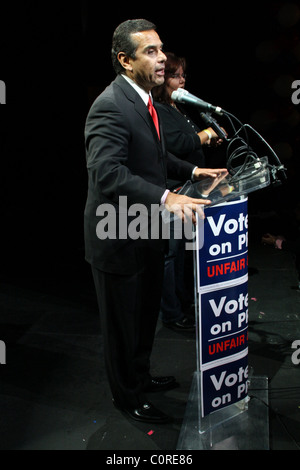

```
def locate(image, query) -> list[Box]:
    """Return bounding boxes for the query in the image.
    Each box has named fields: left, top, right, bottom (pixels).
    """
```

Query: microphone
left=199, top=112, right=228, bottom=140
left=171, top=88, right=223, bottom=115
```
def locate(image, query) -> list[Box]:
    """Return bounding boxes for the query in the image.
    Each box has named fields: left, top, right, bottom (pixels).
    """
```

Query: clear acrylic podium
left=174, top=168, right=270, bottom=450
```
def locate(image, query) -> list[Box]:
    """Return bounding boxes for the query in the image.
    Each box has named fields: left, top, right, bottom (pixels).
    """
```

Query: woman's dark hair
left=111, top=19, right=156, bottom=75
left=152, top=52, right=186, bottom=104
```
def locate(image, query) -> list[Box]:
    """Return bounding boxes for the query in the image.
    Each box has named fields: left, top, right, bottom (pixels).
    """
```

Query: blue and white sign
left=201, top=353, right=249, bottom=417
left=197, top=199, right=248, bottom=288
left=199, top=279, right=248, bottom=365
left=196, top=198, right=249, bottom=417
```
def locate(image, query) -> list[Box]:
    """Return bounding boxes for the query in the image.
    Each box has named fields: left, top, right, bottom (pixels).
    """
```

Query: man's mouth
left=155, top=68, right=165, bottom=76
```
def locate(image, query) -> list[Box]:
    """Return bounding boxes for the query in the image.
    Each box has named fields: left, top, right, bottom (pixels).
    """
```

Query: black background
left=1, top=1, right=299, bottom=278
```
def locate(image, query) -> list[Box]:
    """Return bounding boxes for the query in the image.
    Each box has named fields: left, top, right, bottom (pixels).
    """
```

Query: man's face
left=124, top=30, right=166, bottom=92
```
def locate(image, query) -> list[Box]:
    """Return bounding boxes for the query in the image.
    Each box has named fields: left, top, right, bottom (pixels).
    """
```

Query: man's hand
left=165, top=192, right=211, bottom=225
left=193, top=168, right=228, bottom=180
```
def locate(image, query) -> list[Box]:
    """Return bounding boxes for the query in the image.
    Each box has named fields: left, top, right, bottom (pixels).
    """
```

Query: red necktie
left=147, top=97, right=160, bottom=140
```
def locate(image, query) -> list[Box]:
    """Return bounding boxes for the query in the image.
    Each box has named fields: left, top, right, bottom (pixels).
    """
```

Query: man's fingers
left=165, top=194, right=213, bottom=224
left=191, top=197, right=211, bottom=205
left=193, top=204, right=206, bottom=220
left=170, top=202, right=208, bottom=224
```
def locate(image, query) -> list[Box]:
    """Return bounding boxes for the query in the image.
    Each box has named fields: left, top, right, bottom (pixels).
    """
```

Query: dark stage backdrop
left=0, top=1, right=299, bottom=278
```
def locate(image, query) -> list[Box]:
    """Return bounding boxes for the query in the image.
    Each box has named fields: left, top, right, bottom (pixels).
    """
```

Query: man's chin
left=153, top=77, right=165, bottom=87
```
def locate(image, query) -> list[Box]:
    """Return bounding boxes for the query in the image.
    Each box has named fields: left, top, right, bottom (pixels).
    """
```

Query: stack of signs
left=196, top=198, right=249, bottom=417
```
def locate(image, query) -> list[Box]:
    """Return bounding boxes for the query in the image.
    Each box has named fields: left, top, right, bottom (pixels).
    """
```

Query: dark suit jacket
left=84, top=74, right=196, bottom=274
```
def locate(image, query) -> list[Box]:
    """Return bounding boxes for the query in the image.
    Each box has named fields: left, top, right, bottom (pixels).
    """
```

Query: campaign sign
left=199, top=279, right=248, bottom=365
left=201, top=353, right=249, bottom=417
left=197, top=199, right=248, bottom=288
left=196, top=198, right=249, bottom=417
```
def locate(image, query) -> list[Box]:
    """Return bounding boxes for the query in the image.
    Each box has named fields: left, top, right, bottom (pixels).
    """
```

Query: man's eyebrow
left=143, top=43, right=164, bottom=52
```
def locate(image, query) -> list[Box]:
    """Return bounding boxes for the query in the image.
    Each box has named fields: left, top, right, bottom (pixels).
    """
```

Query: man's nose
left=159, top=50, right=167, bottom=62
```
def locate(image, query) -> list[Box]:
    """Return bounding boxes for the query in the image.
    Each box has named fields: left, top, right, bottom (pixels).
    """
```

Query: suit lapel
left=133, top=92, right=161, bottom=145
left=114, top=75, right=167, bottom=183
left=134, top=97, right=154, bottom=134
left=115, top=75, right=161, bottom=143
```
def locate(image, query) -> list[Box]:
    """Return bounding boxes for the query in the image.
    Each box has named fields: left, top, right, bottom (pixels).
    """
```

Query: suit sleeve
left=85, top=96, right=166, bottom=209
left=165, top=150, right=196, bottom=182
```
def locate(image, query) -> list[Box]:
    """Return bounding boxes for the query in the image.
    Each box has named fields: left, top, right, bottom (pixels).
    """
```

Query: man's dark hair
left=111, top=19, right=156, bottom=75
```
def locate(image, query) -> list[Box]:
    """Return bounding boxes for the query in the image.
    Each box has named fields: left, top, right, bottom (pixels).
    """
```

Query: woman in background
left=153, top=52, right=225, bottom=330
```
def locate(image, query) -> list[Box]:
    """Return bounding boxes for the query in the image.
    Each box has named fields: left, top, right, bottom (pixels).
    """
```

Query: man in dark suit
left=84, top=19, right=225, bottom=423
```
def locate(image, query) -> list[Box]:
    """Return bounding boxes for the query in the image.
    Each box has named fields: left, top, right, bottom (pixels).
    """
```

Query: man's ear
left=117, top=52, right=133, bottom=72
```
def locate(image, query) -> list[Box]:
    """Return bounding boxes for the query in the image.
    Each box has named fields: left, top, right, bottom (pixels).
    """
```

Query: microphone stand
left=200, top=107, right=287, bottom=187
